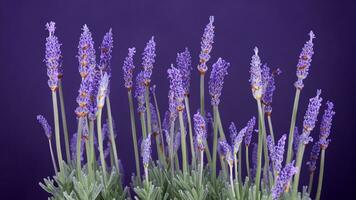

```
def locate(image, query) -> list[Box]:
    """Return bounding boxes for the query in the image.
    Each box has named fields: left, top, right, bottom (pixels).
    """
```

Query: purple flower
left=271, top=161, right=298, bottom=200
left=75, top=76, right=91, bottom=117
left=209, top=58, right=229, bottom=106
left=198, top=16, right=215, bottom=73
left=141, top=134, right=152, bottom=167
left=98, top=28, right=114, bottom=75
left=267, top=134, right=287, bottom=174
left=44, top=21, right=62, bottom=91
left=262, top=64, right=281, bottom=114
left=167, top=65, right=185, bottom=110
left=251, top=142, right=258, bottom=179
left=249, top=47, right=263, bottom=100
left=87, top=69, right=101, bottom=120
left=306, top=142, right=321, bottom=172
left=176, top=48, right=192, bottom=94
left=37, top=115, right=52, bottom=139
left=218, top=139, right=233, bottom=166
left=150, top=103, right=159, bottom=134
left=96, top=73, right=110, bottom=109
left=142, top=36, right=156, bottom=84
left=168, top=89, right=177, bottom=123
left=135, top=71, right=146, bottom=113
left=319, top=101, right=335, bottom=149
left=303, top=90, right=323, bottom=135
left=194, top=111, right=207, bottom=151
left=77, top=25, right=96, bottom=79
left=229, top=122, right=245, bottom=155
left=123, top=47, right=136, bottom=89
left=244, top=117, right=256, bottom=147
left=295, top=31, right=315, bottom=90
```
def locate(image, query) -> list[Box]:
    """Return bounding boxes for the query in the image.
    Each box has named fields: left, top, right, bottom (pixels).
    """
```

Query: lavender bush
left=37, top=18, right=335, bottom=200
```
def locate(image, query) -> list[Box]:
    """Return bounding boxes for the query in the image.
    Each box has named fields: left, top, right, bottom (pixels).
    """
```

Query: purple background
left=0, top=0, right=355, bottom=199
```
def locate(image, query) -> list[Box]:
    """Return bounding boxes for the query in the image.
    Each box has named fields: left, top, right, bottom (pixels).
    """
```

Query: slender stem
left=315, top=149, right=326, bottom=200
left=58, top=79, right=70, bottom=162
left=128, top=90, right=141, bottom=180
left=51, top=91, right=63, bottom=171
left=234, top=154, right=238, bottom=181
left=48, top=139, right=58, bottom=175
left=140, top=112, right=147, bottom=139
left=245, top=146, right=250, bottom=180
left=169, top=120, right=175, bottom=177
left=178, top=111, right=188, bottom=176
left=255, top=99, right=266, bottom=198
left=267, top=115, right=275, bottom=142
left=217, top=109, right=226, bottom=139
left=200, top=73, right=205, bottom=116
left=292, top=143, right=306, bottom=197
left=89, top=120, right=96, bottom=169
left=106, top=96, right=120, bottom=174
left=307, top=171, right=314, bottom=195
left=212, top=105, right=219, bottom=179
left=199, top=150, right=204, bottom=187
left=184, top=95, right=196, bottom=168
left=97, top=109, right=107, bottom=183
left=76, top=117, right=83, bottom=179
left=85, top=139, right=93, bottom=182
left=229, top=164, right=236, bottom=198
left=204, top=140, right=212, bottom=163
left=286, top=89, right=301, bottom=164
left=144, top=167, right=149, bottom=184
left=153, top=89, right=166, bottom=167
left=238, top=146, right=242, bottom=184
left=145, top=86, right=152, bottom=136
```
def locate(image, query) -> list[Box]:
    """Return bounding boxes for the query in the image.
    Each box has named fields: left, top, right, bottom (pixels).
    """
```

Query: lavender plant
left=37, top=18, right=335, bottom=200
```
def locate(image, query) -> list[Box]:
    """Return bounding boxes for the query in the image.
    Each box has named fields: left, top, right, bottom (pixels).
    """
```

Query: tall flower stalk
left=244, top=117, right=256, bottom=180
left=141, top=134, right=152, bottom=184
left=219, top=140, right=236, bottom=198
left=194, top=112, right=207, bottom=186
left=286, top=31, right=316, bottom=165
left=292, top=90, right=322, bottom=197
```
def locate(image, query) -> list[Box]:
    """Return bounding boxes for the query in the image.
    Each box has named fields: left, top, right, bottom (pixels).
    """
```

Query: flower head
left=271, top=161, right=298, bottom=200
left=303, top=90, right=323, bottom=135
left=229, top=122, right=245, bottom=155
left=295, top=31, right=315, bottom=89
left=141, top=134, right=152, bottom=167
left=249, top=47, right=263, bottom=100
left=142, top=36, right=156, bottom=84
left=37, top=115, right=52, bottom=139
left=78, top=25, right=96, bottom=79
left=45, top=21, right=62, bottom=91
left=218, top=139, right=233, bottom=166
left=262, top=64, right=281, bottom=114
left=87, top=68, right=101, bottom=120
left=194, top=111, right=207, bottom=151
left=167, top=65, right=185, bottom=110
left=306, top=142, right=321, bottom=172
left=75, top=76, right=91, bottom=117
left=150, top=103, right=159, bottom=134
left=135, top=71, right=146, bottom=113
left=244, top=117, right=256, bottom=147
left=177, top=48, right=192, bottom=94
left=123, top=47, right=136, bottom=89
left=198, top=16, right=215, bottom=73
left=98, top=28, right=114, bottom=75
left=96, top=73, right=110, bottom=109
left=319, top=101, right=335, bottom=149
left=267, top=134, right=287, bottom=174
left=209, top=58, right=229, bottom=106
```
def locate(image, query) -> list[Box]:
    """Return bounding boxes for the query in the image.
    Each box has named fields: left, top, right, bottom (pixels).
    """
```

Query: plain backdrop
left=0, top=0, right=355, bottom=199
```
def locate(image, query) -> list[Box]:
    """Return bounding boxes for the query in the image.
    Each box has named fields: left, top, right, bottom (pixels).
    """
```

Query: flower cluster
left=194, top=111, right=207, bottom=151
left=244, top=117, right=256, bottom=147
left=267, top=134, right=287, bottom=174
left=198, top=16, right=215, bottom=73
left=142, top=36, right=156, bottom=85
left=98, top=29, right=113, bottom=75
left=37, top=115, right=52, bottom=139
left=249, top=47, right=263, bottom=100
left=319, top=101, right=335, bottom=149
left=177, top=48, right=192, bottom=95
left=295, top=31, right=315, bottom=89
left=271, top=161, right=298, bottom=200
left=209, top=58, right=229, bottom=106
left=123, top=47, right=136, bottom=89
left=167, top=65, right=185, bottom=111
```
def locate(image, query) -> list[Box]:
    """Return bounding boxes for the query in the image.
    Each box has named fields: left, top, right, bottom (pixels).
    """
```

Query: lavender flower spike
left=141, top=134, right=152, bottom=167
left=198, top=16, right=215, bottom=73
left=123, top=47, right=136, bottom=89
left=96, top=73, right=110, bottom=109
left=271, top=161, right=298, bottom=200
left=177, top=48, right=192, bottom=95
left=167, top=64, right=185, bottom=110
left=262, top=64, right=281, bottom=114
left=99, top=28, right=114, bottom=74
left=219, top=139, right=233, bottom=166
left=303, top=90, right=323, bottom=136
left=209, top=58, right=229, bottom=106
left=306, top=142, right=321, bottom=172
left=249, top=47, right=263, bottom=100
left=45, top=21, right=62, bottom=91
left=267, top=134, right=287, bottom=174
left=135, top=71, right=146, bottom=113
left=244, top=116, right=256, bottom=147
left=37, top=115, right=52, bottom=139
left=142, top=36, right=156, bottom=85
left=78, top=24, right=96, bottom=79
left=75, top=77, right=90, bottom=118
left=194, top=111, right=207, bottom=151
left=229, top=122, right=245, bottom=154
left=319, top=101, right=335, bottom=149
left=295, top=31, right=316, bottom=90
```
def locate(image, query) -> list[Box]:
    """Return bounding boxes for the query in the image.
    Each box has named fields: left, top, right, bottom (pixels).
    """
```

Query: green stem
left=217, top=109, right=226, bottom=139
left=267, top=114, right=275, bottom=142
left=234, top=154, right=238, bottom=181
left=199, top=150, right=204, bottom=187
left=144, top=167, right=149, bottom=184
left=97, top=109, right=107, bottom=184
left=255, top=99, right=266, bottom=198
left=51, top=91, right=63, bottom=171
left=286, top=89, right=301, bottom=164
left=178, top=111, right=188, bottom=176
left=76, top=117, right=83, bottom=179
left=307, top=171, right=314, bottom=195
left=229, top=164, right=236, bottom=198
left=152, top=89, right=166, bottom=167
left=245, top=146, right=250, bottom=180
left=169, top=120, right=175, bottom=177
left=128, top=90, right=141, bottom=180
left=184, top=95, right=196, bottom=168
left=212, top=105, right=219, bottom=179
left=106, top=96, right=120, bottom=174
left=145, top=86, right=152, bottom=136
left=292, top=143, right=306, bottom=198
left=238, top=146, right=242, bottom=184
left=58, top=79, right=70, bottom=162
left=315, top=149, right=326, bottom=200
left=85, top=138, right=93, bottom=182
left=200, top=73, right=205, bottom=116
left=89, top=120, right=96, bottom=170
left=48, top=139, right=58, bottom=175
left=140, top=112, right=147, bottom=139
